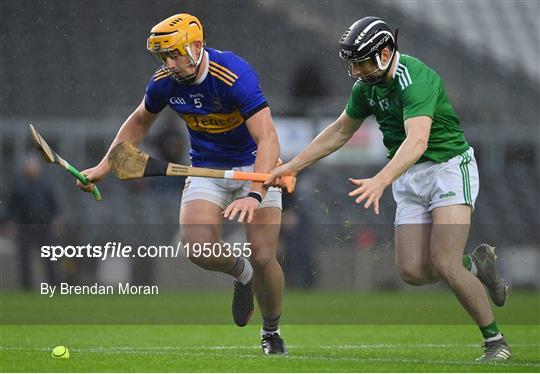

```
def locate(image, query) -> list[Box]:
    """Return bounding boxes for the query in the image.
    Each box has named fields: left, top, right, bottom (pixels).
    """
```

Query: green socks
left=463, top=255, right=473, bottom=271
left=463, top=255, right=478, bottom=275
left=480, top=320, right=502, bottom=340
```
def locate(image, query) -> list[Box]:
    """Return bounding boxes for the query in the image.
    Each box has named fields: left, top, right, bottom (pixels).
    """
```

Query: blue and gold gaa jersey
left=144, top=47, right=268, bottom=168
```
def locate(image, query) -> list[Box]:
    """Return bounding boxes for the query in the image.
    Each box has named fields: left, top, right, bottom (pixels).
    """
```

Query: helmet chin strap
left=372, top=48, right=397, bottom=84
left=375, top=48, right=395, bottom=71
left=183, top=44, right=204, bottom=83
left=186, top=44, right=204, bottom=67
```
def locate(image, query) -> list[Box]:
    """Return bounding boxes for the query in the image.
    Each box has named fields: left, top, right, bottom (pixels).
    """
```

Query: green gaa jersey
left=345, top=53, right=469, bottom=163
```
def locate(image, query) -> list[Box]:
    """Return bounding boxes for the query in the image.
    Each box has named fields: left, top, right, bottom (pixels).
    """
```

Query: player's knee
left=180, top=230, right=218, bottom=249
left=249, top=250, right=276, bottom=270
left=180, top=232, right=220, bottom=269
left=397, top=266, right=430, bottom=286
left=430, top=256, right=457, bottom=281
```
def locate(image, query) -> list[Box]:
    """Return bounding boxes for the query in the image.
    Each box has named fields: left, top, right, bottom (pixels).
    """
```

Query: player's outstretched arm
left=77, top=97, right=159, bottom=193
left=374, top=115, right=431, bottom=186
left=265, top=111, right=364, bottom=185
left=348, top=115, right=432, bottom=214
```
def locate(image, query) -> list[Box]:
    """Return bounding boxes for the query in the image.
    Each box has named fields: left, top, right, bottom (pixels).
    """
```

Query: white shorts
left=392, top=147, right=479, bottom=226
left=181, top=164, right=282, bottom=210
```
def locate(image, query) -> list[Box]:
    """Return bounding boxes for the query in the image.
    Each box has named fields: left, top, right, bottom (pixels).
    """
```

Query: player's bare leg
left=396, top=222, right=507, bottom=306
left=246, top=207, right=287, bottom=354
left=395, top=224, right=438, bottom=285
left=180, top=199, right=256, bottom=327
left=247, top=207, right=283, bottom=318
left=180, top=200, right=236, bottom=272
left=431, top=205, right=511, bottom=361
left=430, top=205, right=492, bottom=325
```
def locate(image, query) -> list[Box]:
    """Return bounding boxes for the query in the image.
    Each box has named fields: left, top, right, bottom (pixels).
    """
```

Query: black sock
left=226, top=257, right=244, bottom=279
left=262, top=314, right=280, bottom=333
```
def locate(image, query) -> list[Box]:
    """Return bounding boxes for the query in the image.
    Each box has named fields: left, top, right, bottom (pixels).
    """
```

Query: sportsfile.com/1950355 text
left=40, top=242, right=252, bottom=261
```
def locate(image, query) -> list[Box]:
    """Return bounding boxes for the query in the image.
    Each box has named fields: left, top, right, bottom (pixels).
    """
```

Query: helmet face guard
left=148, top=37, right=203, bottom=83
left=339, top=17, right=398, bottom=85
left=147, top=14, right=205, bottom=84
left=340, top=52, right=395, bottom=85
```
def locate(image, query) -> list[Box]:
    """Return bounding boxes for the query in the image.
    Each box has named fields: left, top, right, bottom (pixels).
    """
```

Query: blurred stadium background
left=1, top=0, right=539, bottom=299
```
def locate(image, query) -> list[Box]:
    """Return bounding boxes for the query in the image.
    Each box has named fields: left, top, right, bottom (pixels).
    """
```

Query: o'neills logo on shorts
left=439, top=191, right=456, bottom=199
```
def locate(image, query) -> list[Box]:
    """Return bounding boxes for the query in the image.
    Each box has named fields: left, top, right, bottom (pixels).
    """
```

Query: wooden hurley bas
left=108, top=142, right=296, bottom=193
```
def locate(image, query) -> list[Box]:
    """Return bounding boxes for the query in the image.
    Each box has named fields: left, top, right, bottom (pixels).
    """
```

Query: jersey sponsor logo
left=170, top=96, right=187, bottom=105
left=181, top=110, right=244, bottom=134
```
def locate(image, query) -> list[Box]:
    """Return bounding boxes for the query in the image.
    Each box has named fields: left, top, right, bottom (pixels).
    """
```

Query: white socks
left=261, top=328, right=280, bottom=337
left=484, top=333, right=503, bottom=342
left=235, top=257, right=253, bottom=285
left=470, top=261, right=478, bottom=276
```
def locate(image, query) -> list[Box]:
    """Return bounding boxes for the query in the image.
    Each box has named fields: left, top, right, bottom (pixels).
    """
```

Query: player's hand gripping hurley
left=108, top=141, right=296, bottom=193
left=29, top=124, right=102, bottom=201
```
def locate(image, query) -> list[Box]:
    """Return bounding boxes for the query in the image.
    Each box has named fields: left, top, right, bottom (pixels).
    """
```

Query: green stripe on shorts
left=460, top=151, right=472, bottom=205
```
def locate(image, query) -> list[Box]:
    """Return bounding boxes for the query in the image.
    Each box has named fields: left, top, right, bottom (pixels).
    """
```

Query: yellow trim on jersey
left=209, top=67, right=235, bottom=86
left=209, top=73, right=233, bottom=87
left=209, top=61, right=239, bottom=79
left=154, top=68, right=167, bottom=76
left=154, top=74, right=171, bottom=82
left=153, top=68, right=171, bottom=82
left=181, top=110, right=244, bottom=133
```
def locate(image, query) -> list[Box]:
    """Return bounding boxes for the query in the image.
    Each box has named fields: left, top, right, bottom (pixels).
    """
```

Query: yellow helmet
left=147, top=13, right=204, bottom=55
left=147, top=13, right=205, bottom=83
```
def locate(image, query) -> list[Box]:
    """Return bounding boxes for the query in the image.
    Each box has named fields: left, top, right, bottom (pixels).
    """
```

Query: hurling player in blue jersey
left=77, top=13, right=287, bottom=354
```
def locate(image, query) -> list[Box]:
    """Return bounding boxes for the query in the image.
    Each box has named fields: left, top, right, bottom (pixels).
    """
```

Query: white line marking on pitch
left=30, top=348, right=539, bottom=368
left=1, top=343, right=539, bottom=352
left=2, top=344, right=540, bottom=368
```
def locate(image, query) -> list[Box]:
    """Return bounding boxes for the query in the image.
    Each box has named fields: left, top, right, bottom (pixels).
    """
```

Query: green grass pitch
left=1, top=291, right=539, bottom=372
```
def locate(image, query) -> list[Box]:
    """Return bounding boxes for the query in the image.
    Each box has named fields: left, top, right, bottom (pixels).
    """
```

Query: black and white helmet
left=339, top=17, right=398, bottom=85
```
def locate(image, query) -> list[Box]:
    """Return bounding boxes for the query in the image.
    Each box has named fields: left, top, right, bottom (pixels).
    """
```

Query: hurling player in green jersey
left=267, top=17, right=511, bottom=362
